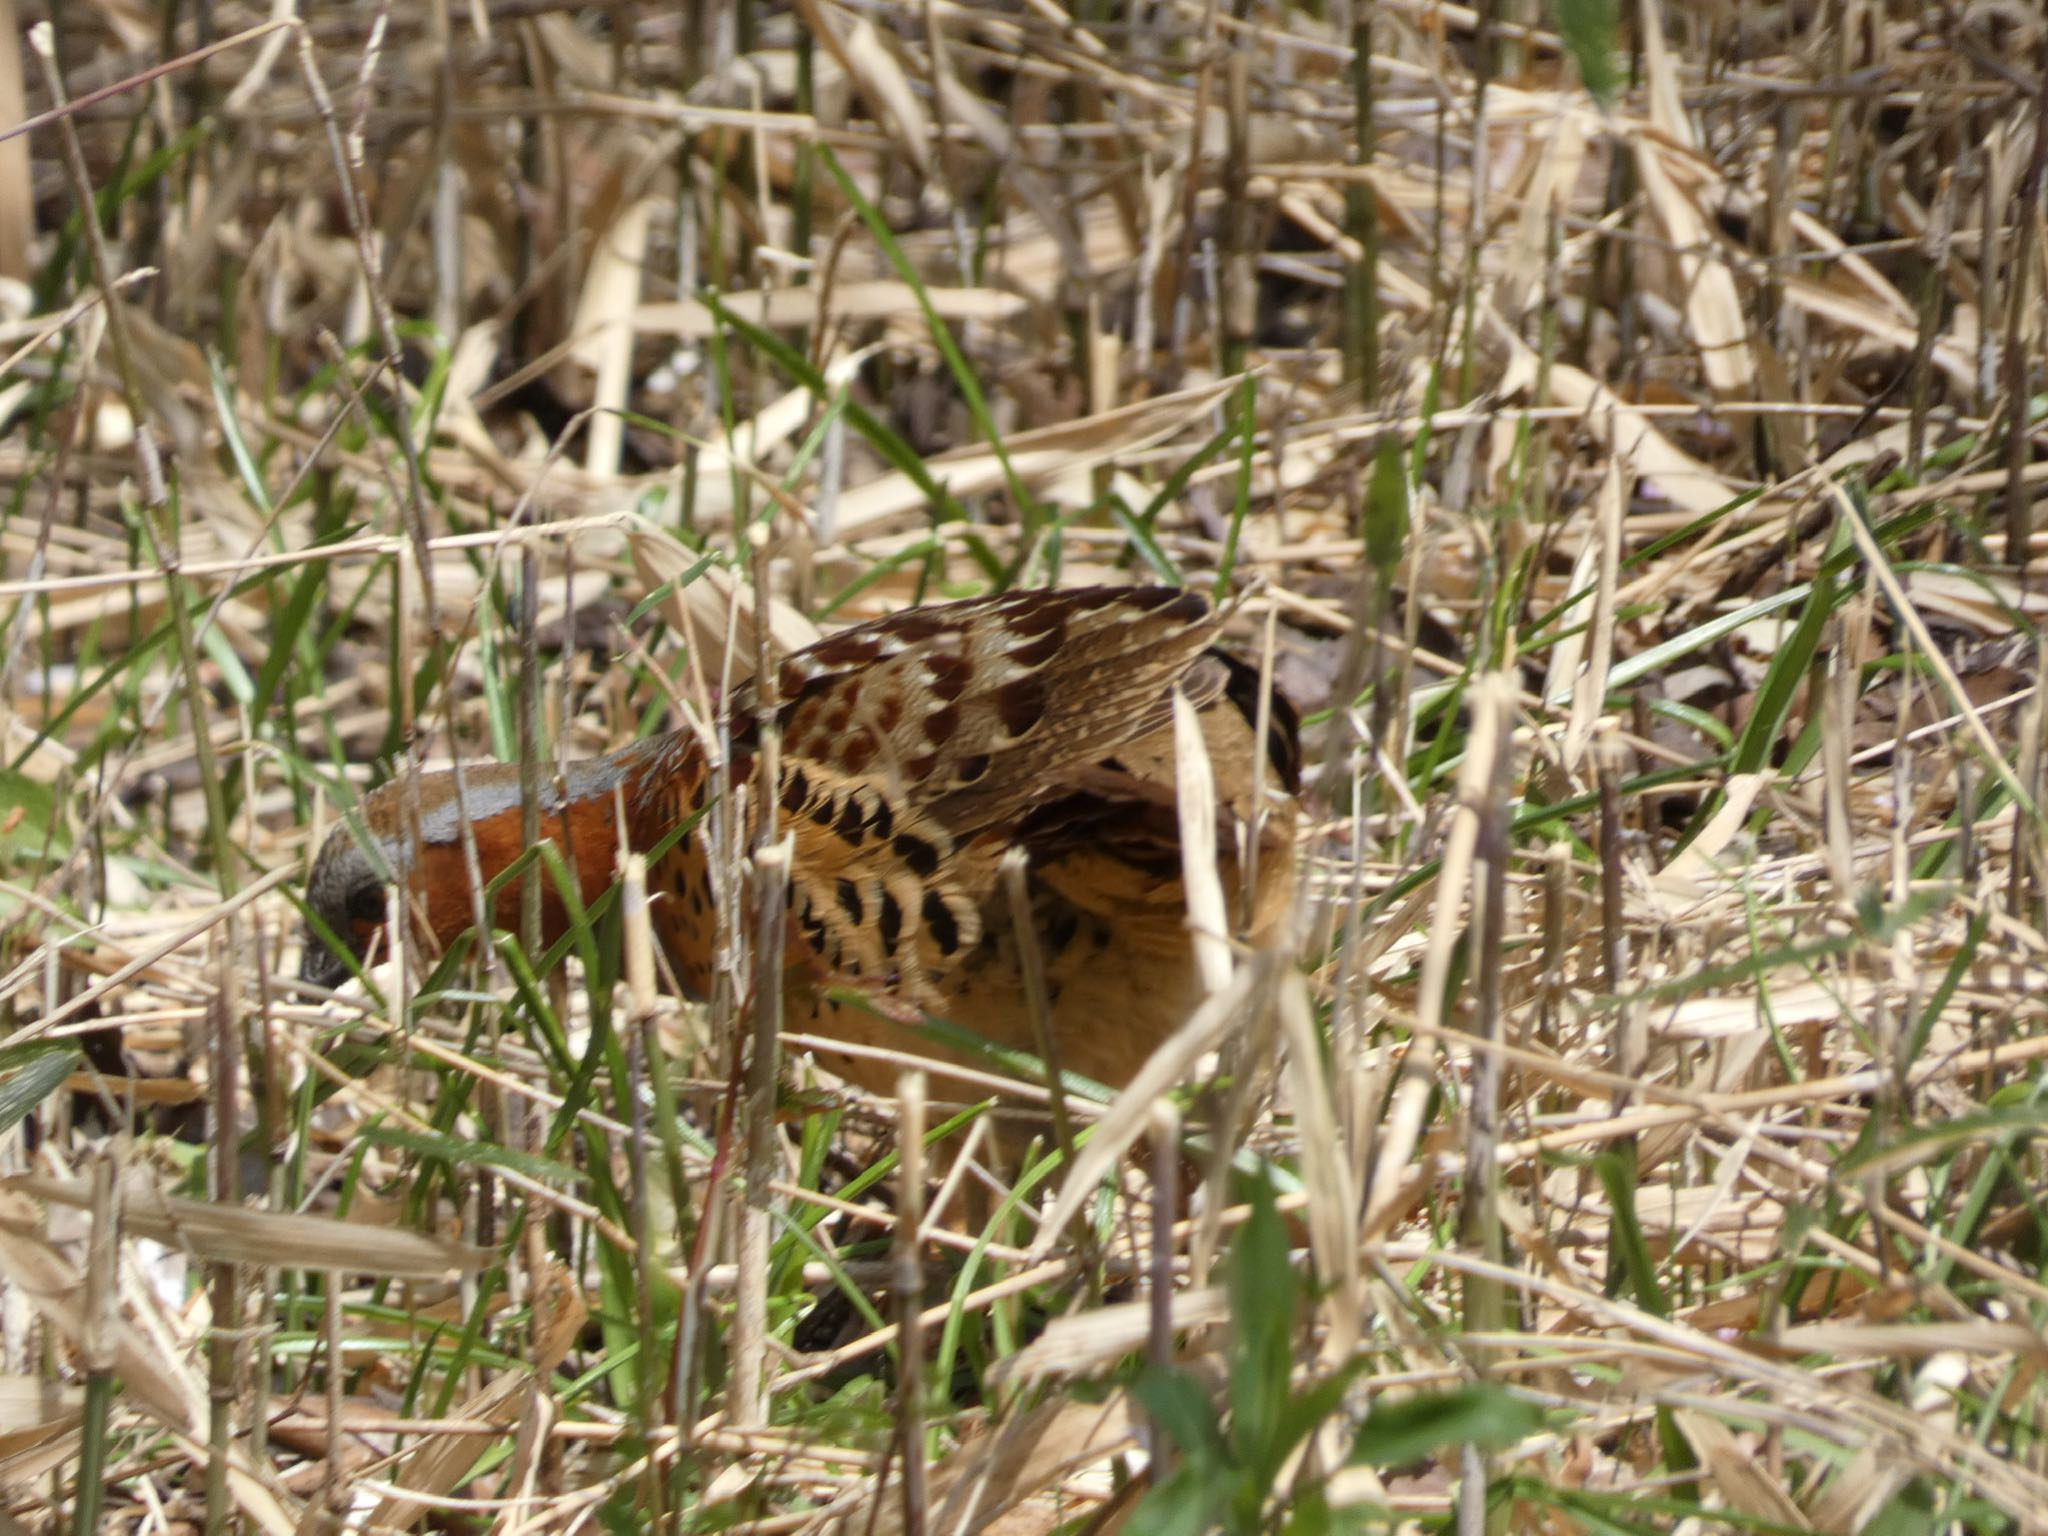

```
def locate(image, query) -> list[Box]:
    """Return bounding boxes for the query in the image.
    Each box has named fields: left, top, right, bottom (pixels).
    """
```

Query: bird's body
left=302, top=585, right=1299, bottom=1096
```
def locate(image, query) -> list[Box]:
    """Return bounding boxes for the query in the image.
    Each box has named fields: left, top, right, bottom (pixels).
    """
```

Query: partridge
left=300, top=585, right=1299, bottom=1096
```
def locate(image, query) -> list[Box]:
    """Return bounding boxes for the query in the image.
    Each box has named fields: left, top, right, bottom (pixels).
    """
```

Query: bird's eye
left=347, top=883, right=389, bottom=924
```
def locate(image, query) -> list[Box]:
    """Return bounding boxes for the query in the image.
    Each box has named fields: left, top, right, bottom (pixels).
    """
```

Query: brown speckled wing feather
left=739, top=586, right=1229, bottom=1012
left=750, top=585, right=1220, bottom=833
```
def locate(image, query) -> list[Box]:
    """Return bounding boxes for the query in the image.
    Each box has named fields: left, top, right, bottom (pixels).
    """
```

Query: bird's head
left=300, top=826, right=397, bottom=989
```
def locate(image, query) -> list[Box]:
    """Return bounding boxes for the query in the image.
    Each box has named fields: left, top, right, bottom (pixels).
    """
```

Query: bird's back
left=640, top=585, right=1300, bottom=1096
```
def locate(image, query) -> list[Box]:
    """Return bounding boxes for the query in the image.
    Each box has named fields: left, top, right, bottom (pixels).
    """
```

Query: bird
left=300, top=584, right=1300, bottom=1098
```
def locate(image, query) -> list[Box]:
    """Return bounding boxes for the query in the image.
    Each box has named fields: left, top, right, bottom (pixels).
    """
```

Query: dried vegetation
left=2, top=0, right=2048, bottom=1531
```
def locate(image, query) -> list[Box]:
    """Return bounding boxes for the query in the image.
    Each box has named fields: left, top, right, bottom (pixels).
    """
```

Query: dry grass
left=2, top=0, right=2047, bottom=1531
